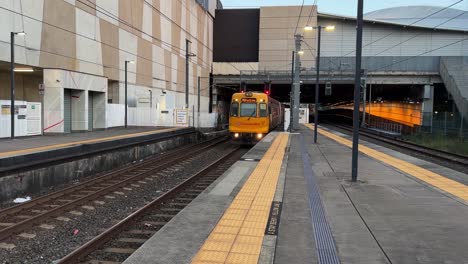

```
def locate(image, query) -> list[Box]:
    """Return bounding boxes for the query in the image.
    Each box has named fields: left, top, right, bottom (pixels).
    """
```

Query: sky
left=221, top=0, right=468, bottom=16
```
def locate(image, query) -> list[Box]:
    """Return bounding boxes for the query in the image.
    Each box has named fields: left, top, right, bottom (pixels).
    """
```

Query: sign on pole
left=38, top=83, right=44, bottom=95
left=175, top=109, right=188, bottom=126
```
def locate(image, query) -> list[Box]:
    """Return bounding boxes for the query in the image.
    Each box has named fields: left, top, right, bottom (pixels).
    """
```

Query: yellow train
left=229, top=92, right=284, bottom=142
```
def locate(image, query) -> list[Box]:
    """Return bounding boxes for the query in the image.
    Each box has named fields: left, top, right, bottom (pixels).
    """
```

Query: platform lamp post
left=10, top=31, right=26, bottom=139
left=124, top=60, right=134, bottom=128
left=304, top=25, right=335, bottom=143
left=352, top=0, right=365, bottom=182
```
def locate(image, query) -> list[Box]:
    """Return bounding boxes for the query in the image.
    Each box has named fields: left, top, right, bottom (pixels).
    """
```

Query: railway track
left=58, top=145, right=245, bottom=263
left=0, top=136, right=228, bottom=242
left=326, top=123, right=468, bottom=167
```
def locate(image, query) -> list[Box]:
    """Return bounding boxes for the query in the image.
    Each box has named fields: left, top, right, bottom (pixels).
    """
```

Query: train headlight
left=234, top=133, right=239, bottom=138
left=257, top=133, right=263, bottom=139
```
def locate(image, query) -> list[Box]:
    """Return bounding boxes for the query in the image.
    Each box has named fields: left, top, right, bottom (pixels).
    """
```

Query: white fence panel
left=26, top=102, right=42, bottom=135
left=0, top=100, right=41, bottom=138
left=106, top=104, right=125, bottom=128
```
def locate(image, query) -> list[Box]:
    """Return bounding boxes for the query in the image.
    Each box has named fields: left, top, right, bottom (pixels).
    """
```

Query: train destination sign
left=241, top=98, right=257, bottom=103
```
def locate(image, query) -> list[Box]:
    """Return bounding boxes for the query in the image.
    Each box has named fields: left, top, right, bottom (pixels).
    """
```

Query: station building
left=212, top=5, right=468, bottom=129
left=1, top=2, right=467, bottom=138
left=0, top=0, right=220, bottom=138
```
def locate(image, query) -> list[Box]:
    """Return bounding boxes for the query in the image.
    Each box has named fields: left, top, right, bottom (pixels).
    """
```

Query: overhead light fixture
left=14, top=68, right=34, bottom=72
left=15, top=32, right=26, bottom=36
left=125, top=60, right=135, bottom=64
left=325, top=25, right=335, bottom=31
left=304, top=25, right=313, bottom=31
left=297, top=50, right=305, bottom=55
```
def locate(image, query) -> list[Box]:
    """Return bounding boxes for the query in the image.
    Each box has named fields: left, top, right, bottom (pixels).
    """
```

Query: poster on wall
left=1, top=105, right=23, bottom=115
left=175, top=109, right=188, bottom=126
left=1, top=105, right=9, bottom=115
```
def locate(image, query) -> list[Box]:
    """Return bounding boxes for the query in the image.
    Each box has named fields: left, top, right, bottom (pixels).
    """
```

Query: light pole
left=185, top=39, right=196, bottom=109
left=124, top=60, right=134, bottom=128
left=289, top=50, right=295, bottom=132
left=293, top=34, right=303, bottom=130
left=10, top=31, right=26, bottom=139
left=352, top=0, right=364, bottom=182
left=304, top=25, right=335, bottom=143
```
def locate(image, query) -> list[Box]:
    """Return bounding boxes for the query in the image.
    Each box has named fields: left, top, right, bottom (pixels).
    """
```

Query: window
left=230, top=102, right=239, bottom=117
left=259, top=103, right=267, bottom=117
left=240, top=103, right=257, bottom=117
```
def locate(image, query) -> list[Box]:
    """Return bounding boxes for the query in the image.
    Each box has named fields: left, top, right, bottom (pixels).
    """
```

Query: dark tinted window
left=230, top=102, right=239, bottom=117
left=240, top=103, right=257, bottom=117
left=259, top=103, right=267, bottom=117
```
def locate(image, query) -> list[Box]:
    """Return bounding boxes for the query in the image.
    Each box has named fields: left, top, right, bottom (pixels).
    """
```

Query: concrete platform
left=0, top=127, right=193, bottom=170
left=0, top=127, right=197, bottom=201
left=124, top=125, right=468, bottom=264
left=0, top=127, right=188, bottom=158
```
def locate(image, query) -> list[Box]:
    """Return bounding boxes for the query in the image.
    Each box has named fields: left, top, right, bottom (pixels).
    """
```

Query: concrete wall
left=43, top=69, right=107, bottom=133
left=0, top=0, right=216, bottom=132
left=0, top=72, right=42, bottom=102
left=259, top=5, right=317, bottom=71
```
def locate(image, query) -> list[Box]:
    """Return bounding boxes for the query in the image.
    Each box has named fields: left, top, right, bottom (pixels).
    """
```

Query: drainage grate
left=300, top=134, right=341, bottom=264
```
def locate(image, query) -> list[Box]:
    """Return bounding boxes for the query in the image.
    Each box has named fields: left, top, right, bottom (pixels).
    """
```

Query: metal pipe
left=198, top=76, right=201, bottom=128
left=124, top=61, right=128, bottom=128
left=368, top=77, right=372, bottom=126
left=289, top=50, right=295, bottom=132
left=314, top=26, right=321, bottom=143
left=185, top=39, right=191, bottom=109
left=10, top=32, right=15, bottom=139
left=361, top=75, right=367, bottom=128
left=352, top=0, right=364, bottom=182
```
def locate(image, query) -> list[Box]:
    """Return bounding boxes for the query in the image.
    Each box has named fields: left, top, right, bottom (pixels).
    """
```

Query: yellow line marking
left=192, top=133, right=289, bottom=264
left=305, top=124, right=468, bottom=201
left=0, top=127, right=181, bottom=158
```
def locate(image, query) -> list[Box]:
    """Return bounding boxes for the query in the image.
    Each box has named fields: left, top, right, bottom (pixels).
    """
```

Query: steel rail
left=58, top=146, right=240, bottom=264
left=329, top=123, right=468, bottom=166
left=0, top=137, right=228, bottom=241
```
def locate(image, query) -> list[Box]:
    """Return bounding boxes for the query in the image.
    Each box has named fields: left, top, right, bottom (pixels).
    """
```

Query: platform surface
left=124, top=125, right=468, bottom=264
left=0, top=126, right=183, bottom=159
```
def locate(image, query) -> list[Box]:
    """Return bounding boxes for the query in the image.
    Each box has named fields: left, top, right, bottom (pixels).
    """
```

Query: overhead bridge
left=214, top=70, right=441, bottom=85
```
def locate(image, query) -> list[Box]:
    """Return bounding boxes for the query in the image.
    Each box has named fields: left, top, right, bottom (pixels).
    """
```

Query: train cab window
left=230, top=102, right=239, bottom=117
left=240, top=103, right=257, bottom=117
left=259, top=103, right=268, bottom=117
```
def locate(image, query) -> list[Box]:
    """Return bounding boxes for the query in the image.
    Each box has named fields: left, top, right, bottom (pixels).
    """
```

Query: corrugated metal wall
left=318, top=17, right=468, bottom=58
left=320, top=56, right=440, bottom=72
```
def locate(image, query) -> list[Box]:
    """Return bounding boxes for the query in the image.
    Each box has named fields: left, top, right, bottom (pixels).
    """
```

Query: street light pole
left=352, top=0, right=364, bottom=182
left=289, top=51, right=295, bottom=132
left=10, top=32, right=26, bottom=139
left=293, top=34, right=303, bottom=130
left=314, top=26, right=322, bottom=143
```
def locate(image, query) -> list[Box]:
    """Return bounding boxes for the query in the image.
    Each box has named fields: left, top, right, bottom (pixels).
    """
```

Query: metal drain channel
left=300, top=134, right=341, bottom=264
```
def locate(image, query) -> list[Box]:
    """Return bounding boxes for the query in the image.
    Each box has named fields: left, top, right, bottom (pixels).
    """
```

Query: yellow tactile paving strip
left=305, top=124, right=468, bottom=201
left=192, top=133, right=289, bottom=264
left=0, top=127, right=181, bottom=158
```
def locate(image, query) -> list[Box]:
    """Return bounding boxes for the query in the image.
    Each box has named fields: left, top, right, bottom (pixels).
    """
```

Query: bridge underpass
left=213, top=71, right=455, bottom=132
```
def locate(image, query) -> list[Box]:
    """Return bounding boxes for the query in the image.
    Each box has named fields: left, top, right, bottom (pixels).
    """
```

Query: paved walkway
left=123, top=126, right=468, bottom=264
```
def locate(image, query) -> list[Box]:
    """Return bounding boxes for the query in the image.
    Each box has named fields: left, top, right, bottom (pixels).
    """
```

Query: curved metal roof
left=365, top=6, right=468, bottom=31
